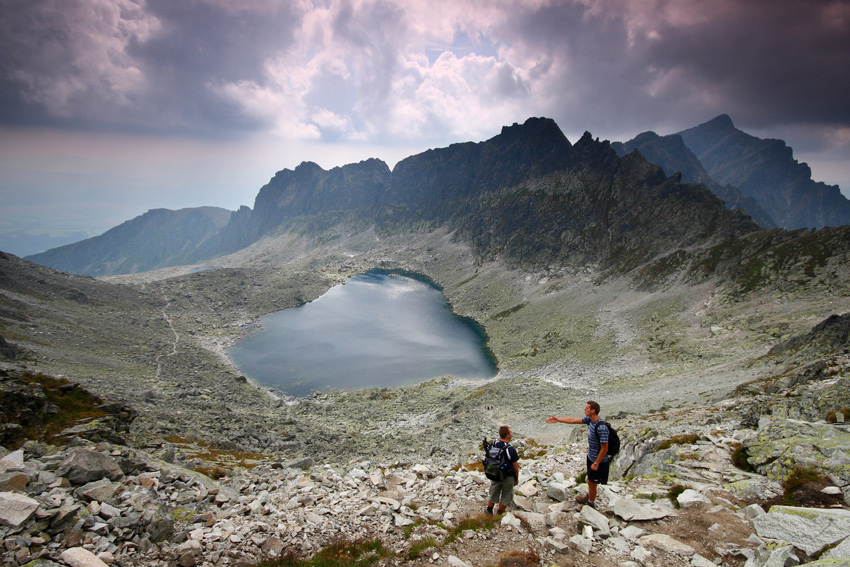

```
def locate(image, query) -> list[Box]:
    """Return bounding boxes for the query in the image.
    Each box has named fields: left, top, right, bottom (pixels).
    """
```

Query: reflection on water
left=228, top=271, right=497, bottom=397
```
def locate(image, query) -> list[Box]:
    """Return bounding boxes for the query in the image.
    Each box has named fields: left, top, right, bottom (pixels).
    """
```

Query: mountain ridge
left=25, top=206, right=231, bottom=276
left=611, top=130, right=777, bottom=230
left=678, top=114, right=850, bottom=229
left=25, top=117, right=768, bottom=277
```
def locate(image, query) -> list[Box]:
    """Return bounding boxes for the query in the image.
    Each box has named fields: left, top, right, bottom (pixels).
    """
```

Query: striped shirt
left=582, top=416, right=610, bottom=463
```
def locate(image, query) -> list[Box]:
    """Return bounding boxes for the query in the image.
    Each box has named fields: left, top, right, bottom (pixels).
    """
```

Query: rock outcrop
left=678, top=115, right=850, bottom=230
left=2, top=388, right=848, bottom=567
left=612, top=130, right=777, bottom=229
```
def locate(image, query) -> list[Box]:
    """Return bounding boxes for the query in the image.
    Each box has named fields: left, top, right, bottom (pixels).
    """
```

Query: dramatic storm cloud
left=1, top=0, right=849, bottom=255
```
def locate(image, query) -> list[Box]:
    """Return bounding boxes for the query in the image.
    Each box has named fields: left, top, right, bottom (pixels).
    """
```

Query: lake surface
left=228, top=271, right=497, bottom=397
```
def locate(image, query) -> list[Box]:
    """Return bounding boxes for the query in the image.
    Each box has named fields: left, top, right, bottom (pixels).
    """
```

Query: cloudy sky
left=1, top=0, right=849, bottom=256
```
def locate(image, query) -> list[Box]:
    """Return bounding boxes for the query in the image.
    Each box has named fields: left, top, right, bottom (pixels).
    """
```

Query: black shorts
left=586, top=457, right=610, bottom=485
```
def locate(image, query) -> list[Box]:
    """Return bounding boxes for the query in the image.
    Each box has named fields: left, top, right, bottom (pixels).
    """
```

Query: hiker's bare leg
left=588, top=480, right=598, bottom=502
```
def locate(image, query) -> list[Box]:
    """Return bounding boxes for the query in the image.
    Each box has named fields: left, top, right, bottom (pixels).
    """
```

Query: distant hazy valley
left=3, top=114, right=850, bottom=567
left=3, top=114, right=849, bottom=461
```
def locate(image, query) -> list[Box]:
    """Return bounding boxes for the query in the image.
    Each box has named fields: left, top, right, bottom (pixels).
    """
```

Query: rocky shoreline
left=2, top=358, right=850, bottom=567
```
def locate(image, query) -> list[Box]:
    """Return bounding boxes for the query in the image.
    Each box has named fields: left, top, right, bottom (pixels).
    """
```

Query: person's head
left=585, top=400, right=600, bottom=417
left=499, top=425, right=512, bottom=441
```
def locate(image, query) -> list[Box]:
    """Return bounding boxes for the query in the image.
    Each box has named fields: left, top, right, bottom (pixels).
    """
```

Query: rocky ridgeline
left=2, top=385, right=850, bottom=567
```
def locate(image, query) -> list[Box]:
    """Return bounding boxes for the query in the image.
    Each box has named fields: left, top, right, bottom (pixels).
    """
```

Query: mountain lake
left=228, top=271, right=497, bottom=397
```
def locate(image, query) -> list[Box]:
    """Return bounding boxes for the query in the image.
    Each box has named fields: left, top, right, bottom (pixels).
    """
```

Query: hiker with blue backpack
left=483, top=425, right=520, bottom=515
left=546, top=400, right=617, bottom=509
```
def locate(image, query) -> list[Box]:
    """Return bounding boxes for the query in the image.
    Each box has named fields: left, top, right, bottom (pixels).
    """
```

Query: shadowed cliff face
left=384, top=117, right=573, bottom=220
left=612, top=131, right=777, bottom=230
left=449, top=133, right=760, bottom=272
left=252, top=158, right=392, bottom=235
left=678, top=115, right=850, bottom=230
left=235, top=118, right=759, bottom=275
left=23, top=116, right=792, bottom=278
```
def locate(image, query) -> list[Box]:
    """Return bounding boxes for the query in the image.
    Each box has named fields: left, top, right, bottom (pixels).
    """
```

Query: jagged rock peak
left=700, top=114, right=736, bottom=131
left=631, top=131, right=661, bottom=144
left=498, top=116, right=571, bottom=147
left=273, top=158, right=391, bottom=179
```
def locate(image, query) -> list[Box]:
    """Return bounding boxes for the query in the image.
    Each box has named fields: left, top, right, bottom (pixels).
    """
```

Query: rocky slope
left=2, top=219, right=850, bottom=567
left=26, top=207, right=232, bottom=277
left=2, top=116, right=850, bottom=566
left=2, top=355, right=849, bottom=567
left=611, top=131, right=776, bottom=230
left=677, top=115, right=850, bottom=230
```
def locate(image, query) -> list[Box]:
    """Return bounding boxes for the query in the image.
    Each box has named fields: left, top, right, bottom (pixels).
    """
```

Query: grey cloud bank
left=1, top=0, right=849, bottom=256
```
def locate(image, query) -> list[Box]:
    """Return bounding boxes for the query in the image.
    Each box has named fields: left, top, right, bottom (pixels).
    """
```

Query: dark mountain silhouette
left=31, top=116, right=830, bottom=277
left=26, top=207, right=231, bottom=276
left=612, top=131, right=777, bottom=230
left=677, top=115, right=850, bottom=230
left=205, top=118, right=758, bottom=274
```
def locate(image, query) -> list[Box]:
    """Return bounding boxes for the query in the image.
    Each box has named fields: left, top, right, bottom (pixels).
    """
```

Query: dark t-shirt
left=492, top=440, right=519, bottom=477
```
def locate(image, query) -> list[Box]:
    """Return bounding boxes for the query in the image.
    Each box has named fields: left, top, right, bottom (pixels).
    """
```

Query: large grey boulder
left=752, top=505, right=850, bottom=556
left=745, top=420, right=850, bottom=484
left=612, top=496, right=674, bottom=521
left=580, top=504, right=610, bottom=537
left=0, top=491, right=40, bottom=528
left=0, top=449, right=24, bottom=472
left=824, top=537, right=850, bottom=560
left=725, top=476, right=783, bottom=501
left=56, top=448, right=123, bottom=485
left=676, top=488, right=711, bottom=508
left=637, top=533, right=695, bottom=556
left=60, top=547, right=110, bottom=567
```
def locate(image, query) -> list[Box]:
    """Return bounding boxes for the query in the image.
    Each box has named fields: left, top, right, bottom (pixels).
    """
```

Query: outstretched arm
left=546, top=416, right=583, bottom=425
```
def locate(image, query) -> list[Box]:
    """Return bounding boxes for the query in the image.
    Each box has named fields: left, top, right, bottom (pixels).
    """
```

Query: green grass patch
left=731, top=443, right=755, bottom=472
left=161, top=434, right=266, bottom=471
left=667, top=485, right=687, bottom=508
left=444, top=514, right=500, bottom=545
left=1, top=371, right=110, bottom=448
left=402, top=519, right=428, bottom=539
left=407, top=537, right=437, bottom=560
left=656, top=434, right=701, bottom=451
left=254, top=539, right=390, bottom=567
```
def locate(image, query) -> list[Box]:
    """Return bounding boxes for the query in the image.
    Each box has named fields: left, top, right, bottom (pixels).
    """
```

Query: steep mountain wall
left=678, top=115, right=850, bottom=230
left=28, top=115, right=837, bottom=277
left=612, top=131, right=777, bottom=230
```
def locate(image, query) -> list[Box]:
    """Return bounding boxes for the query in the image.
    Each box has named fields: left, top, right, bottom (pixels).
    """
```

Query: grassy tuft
left=254, top=539, right=389, bottom=567
left=444, top=514, right=500, bottom=545
left=656, top=434, right=700, bottom=451
left=406, top=537, right=437, bottom=560
left=826, top=408, right=850, bottom=423
left=730, top=443, right=755, bottom=472
left=667, top=485, right=687, bottom=508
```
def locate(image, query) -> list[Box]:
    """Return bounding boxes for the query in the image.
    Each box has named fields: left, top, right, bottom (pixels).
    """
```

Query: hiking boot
left=575, top=492, right=589, bottom=504
left=586, top=501, right=597, bottom=509
left=485, top=507, right=494, bottom=516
